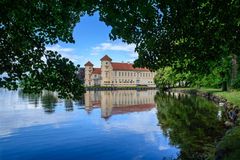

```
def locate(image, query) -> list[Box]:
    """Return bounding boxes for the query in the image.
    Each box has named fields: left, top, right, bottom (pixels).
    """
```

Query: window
left=106, top=62, right=108, bottom=64
left=119, top=72, right=121, bottom=76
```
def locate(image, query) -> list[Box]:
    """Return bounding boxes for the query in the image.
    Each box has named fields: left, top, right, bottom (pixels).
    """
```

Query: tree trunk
left=231, top=54, right=238, bottom=85
left=220, top=72, right=228, bottom=91
left=222, top=80, right=228, bottom=91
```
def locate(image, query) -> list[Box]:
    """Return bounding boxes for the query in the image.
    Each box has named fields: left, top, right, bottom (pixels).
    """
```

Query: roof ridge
left=111, top=62, right=133, bottom=64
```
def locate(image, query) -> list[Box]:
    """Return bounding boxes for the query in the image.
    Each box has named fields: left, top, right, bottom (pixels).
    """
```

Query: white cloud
left=129, top=52, right=138, bottom=58
left=159, top=145, right=170, bottom=151
left=91, top=42, right=138, bottom=59
left=46, top=44, right=83, bottom=64
left=46, top=44, right=74, bottom=52
left=92, top=43, right=135, bottom=52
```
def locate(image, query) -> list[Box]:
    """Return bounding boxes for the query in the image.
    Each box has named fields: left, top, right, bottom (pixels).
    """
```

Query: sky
left=46, top=13, right=137, bottom=68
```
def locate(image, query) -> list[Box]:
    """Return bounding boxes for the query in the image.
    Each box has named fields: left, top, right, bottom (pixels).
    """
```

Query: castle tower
left=84, top=61, right=93, bottom=86
left=100, top=55, right=113, bottom=86
left=101, top=91, right=113, bottom=119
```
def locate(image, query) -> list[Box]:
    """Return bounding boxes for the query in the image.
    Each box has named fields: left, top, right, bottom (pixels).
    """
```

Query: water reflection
left=41, top=91, right=58, bottom=113
left=18, top=90, right=73, bottom=113
left=0, top=89, right=228, bottom=160
left=64, top=100, right=74, bottom=112
left=0, top=90, right=70, bottom=137
left=18, top=90, right=40, bottom=108
left=84, top=90, right=157, bottom=119
left=0, top=89, right=180, bottom=160
left=17, top=89, right=157, bottom=117
left=155, top=92, right=225, bottom=159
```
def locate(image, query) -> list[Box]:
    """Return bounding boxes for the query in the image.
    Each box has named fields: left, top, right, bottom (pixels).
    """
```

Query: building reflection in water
left=84, top=90, right=157, bottom=119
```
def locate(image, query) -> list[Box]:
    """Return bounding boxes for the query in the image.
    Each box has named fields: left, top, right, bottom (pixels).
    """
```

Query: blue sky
left=46, top=13, right=137, bottom=68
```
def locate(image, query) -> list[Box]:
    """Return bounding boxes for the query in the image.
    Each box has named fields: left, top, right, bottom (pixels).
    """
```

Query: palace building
left=84, top=55, right=156, bottom=87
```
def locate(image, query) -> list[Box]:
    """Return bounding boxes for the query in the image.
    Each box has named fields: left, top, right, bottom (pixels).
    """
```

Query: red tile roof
left=84, top=61, right=93, bottom=66
left=111, top=62, right=150, bottom=71
left=111, top=103, right=155, bottom=115
left=100, top=55, right=112, bottom=61
left=85, top=55, right=150, bottom=71
left=86, top=102, right=155, bottom=116
left=92, top=68, right=101, bottom=74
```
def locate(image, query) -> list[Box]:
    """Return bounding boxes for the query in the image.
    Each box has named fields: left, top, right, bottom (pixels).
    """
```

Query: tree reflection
left=65, top=99, right=73, bottom=112
left=41, top=91, right=58, bottom=113
left=155, top=92, right=225, bottom=159
left=18, top=90, right=40, bottom=108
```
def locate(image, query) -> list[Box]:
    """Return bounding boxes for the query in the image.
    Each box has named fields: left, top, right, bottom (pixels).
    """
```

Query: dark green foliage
left=96, top=0, right=240, bottom=74
left=1, top=0, right=239, bottom=97
left=216, top=126, right=240, bottom=160
left=231, top=75, right=240, bottom=89
left=0, top=0, right=94, bottom=98
left=19, top=51, right=85, bottom=99
left=95, top=0, right=239, bottom=90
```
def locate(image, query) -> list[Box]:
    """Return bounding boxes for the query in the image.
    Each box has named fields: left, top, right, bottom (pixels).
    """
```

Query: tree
left=96, top=0, right=240, bottom=90
left=0, top=0, right=96, bottom=99
left=154, top=66, right=193, bottom=89
left=1, top=0, right=239, bottom=94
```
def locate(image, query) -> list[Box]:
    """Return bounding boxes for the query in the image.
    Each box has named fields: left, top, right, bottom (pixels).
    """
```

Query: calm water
left=0, top=89, right=224, bottom=160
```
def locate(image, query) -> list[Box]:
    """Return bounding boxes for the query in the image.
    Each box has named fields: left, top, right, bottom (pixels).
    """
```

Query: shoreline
left=85, top=86, right=157, bottom=91
left=169, top=88, right=239, bottom=109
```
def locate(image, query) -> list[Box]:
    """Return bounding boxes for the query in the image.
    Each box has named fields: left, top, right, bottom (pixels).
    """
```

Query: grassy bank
left=172, top=88, right=240, bottom=107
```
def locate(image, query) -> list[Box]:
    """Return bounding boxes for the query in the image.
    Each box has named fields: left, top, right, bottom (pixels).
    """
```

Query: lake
left=0, top=89, right=225, bottom=160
